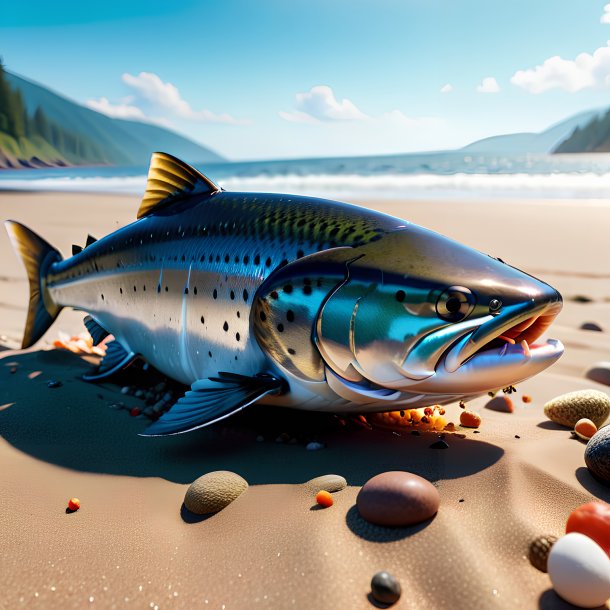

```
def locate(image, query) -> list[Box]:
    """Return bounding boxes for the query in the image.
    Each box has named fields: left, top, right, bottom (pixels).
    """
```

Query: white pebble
left=306, top=441, right=324, bottom=451
left=548, top=533, right=610, bottom=608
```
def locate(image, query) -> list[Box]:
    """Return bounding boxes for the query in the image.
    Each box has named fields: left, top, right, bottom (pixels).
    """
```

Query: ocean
left=2, top=151, right=610, bottom=201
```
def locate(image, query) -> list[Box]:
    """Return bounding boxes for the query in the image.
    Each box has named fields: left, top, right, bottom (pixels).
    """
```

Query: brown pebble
left=184, top=471, right=248, bottom=515
left=529, top=535, right=558, bottom=572
left=485, top=396, right=514, bottom=413
left=522, top=395, right=532, bottom=403
left=460, top=410, right=481, bottom=428
left=356, top=471, right=440, bottom=527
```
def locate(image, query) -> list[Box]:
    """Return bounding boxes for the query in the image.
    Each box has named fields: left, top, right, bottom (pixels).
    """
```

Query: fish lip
left=443, top=296, right=563, bottom=374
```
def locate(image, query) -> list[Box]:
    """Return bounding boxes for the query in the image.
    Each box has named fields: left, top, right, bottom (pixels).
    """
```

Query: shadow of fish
left=5, top=152, right=563, bottom=435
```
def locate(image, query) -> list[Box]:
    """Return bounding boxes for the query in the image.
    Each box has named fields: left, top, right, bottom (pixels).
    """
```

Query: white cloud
left=510, top=42, right=610, bottom=93
left=440, top=83, right=453, bottom=94
left=121, top=72, right=247, bottom=124
left=602, top=4, right=610, bottom=23
left=86, top=96, right=147, bottom=120
left=476, top=77, right=500, bottom=93
left=280, top=85, right=368, bottom=122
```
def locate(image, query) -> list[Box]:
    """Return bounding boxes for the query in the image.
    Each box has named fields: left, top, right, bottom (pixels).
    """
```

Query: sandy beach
left=1, top=191, right=609, bottom=609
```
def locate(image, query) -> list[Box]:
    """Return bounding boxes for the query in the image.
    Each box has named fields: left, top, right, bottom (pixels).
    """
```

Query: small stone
left=585, top=362, right=610, bottom=387
left=528, top=535, right=557, bottom=572
left=305, top=474, right=347, bottom=493
left=429, top=440, right=449, bottom=449
left=459, top=410, right=481, bottom=428
left=134, top=390, right=144, bottom=398
left=9, top=367, right=17, bottom=374
left=370, top=571, right=401, bottom=605
left=581, top=322, right=603, bottom=332
left=129, top=407, right=141, bottom=417
left=585, top=425, right=610, bottom=484
left=184, top=471, right=248, bottom=515
left=275, top=432, right=290, bottom=443
left=522, top=395, right=532, bottom=404
left=357, top=471, right=440, bottom=526
left=485, top=396, right=514, bottom=413
left=306, top=441, right=324, bottom=451
left=574, top=418, right=597, bottom=441
left=67, top=497, right=81, bottom=512
left=47, top=380, right=62, bottom=388
left=544, top=389, right=610, bottom=428
left=121, top=386, right=130, bottom=395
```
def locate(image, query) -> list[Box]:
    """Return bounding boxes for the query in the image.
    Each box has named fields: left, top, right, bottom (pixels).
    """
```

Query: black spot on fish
left=297, top=249, right=304, bottom=258
left=234, top=255, right=239, bottom=263
left=165, top=286, right=169, bottom=292
left=223, top=321, right=229, bottom=331
left=157, top=284, right=161, bottom=294
left=143, top=285, right=146, bottom=292
left=265, top=257, right=272, bottom=267
left=260, top=311, right=267, bottom=322
left=225, top=254, right=230, bottom=263
left=286, top=310, right=295, bottom=322
left=200, top=255, right=205, bottom=262
left=230, top=290, right=235, bottom=300
left=396, top=290, right=406, bottom=303
left=201, top=315, right=205, bottom=324
left=133, top=286, right=137, bottom=292
left=101, top=294, right=104, bottom=301
left=288, top=348, right=296, bottom=355
left=243, top=289, right=248, bottom=302
left=254, top=254, right=260, bottom=265
left=237, top=311, right=241, bottom=318
left=181, top=254, right=186, bottom=262
left=303, top=285, right=312, bottom=295
left=209, top=255, right=213, bottom=263
left=283, top=284, right=293, bottom=294
left=243, top=255, right=249, bottom=265
left=194, top=286, right=198, bottom=295
left=120, top=288, right=123, bottom=295
left=279, top=259, right=288, bottom=268
left=270, top=291, right=278, bottom=300
left=208, top=351, right=212, bottom=358
left=277, top=323, right=284, bottom=332
left=236, top=332, right=240, bottom=341
left=184, top=287, right=189, bottom=295
left=216, top=255, right=220, bottom=263
left=213, top=289, right=218, bottom=299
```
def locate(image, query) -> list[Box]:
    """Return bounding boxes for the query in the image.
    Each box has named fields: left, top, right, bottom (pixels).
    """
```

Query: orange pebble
left=522, top=395, right=532, bottom=404
left=316, top=490, right=333, bottom=508
left=67, top=498, right=80, bottom=511
left=460, top=410, right=482, bottom=428
left=574, top=418, right=597, bottom=440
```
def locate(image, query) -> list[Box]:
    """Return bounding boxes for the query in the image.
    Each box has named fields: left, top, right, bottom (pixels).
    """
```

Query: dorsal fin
left=86, top=234, right=97, bottom=247
left=137, top=152, right=221, bottom=219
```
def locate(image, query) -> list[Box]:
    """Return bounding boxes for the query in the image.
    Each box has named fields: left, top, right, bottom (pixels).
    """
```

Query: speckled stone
left=543, top=390, right=610, bottom=428
left=370, top=571, right=401, bottom=605
left=305, top=474, right=347, bottom=493
left=184, top=471, right=248, bottom=515
left=528, top=535, right=558, bottom=572
left=357, top=471, right=440, bottom=527
left=585, top=425, right=610, bottom=485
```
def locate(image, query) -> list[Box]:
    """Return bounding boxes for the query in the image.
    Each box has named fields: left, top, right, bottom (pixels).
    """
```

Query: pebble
left=184, top=471, right=248, bottom=515
left=370, top=571, right=402, bottom=605
left=67, top=498, right=80, bottom=512
left=566, top=501, right=610, bottom=556
left=47, top=380, right=62, bottom=388
left=585, top=362, right=610, bottom=387
left=315, top=490, right=333, bottom=508
left=528, top=535, right=557, bottom=572
left=459, top=410, right=481, bottom=428
left=544, top=390, right=610, bottom=428
left=121, top=386, right=130, bottom=395
left=574, top=418, right=597, bottom=441
left=305, top=474, right=347, bottom=493
left=585, top=425, right=610, bottom=485
left=485, top=396, right=514, bottom=413
left=581, top=322, right=603, bottom=332
left=429, top=440, right=449, bottom=449
left=356, top=471, right=440, bottom=526
left=306, top=441, right=324, bottom=451
left=547, top=533, right=610, bottom=608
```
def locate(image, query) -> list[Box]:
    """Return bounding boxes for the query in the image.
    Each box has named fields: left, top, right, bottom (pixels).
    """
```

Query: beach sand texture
left=1, top=192, right=609, bottom=609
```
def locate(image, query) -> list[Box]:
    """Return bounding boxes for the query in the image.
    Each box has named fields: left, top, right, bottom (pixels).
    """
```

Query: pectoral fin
left=83, top=315, right=110, bottom=346
left=140, top=372, right=286, bottom=436
left=82, top=339, right=137, bottom=381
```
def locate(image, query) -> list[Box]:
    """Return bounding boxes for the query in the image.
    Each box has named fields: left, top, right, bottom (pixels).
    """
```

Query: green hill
left=1, top=70, right=224, bottom=168
left=553, top=108, right=610, bottom=153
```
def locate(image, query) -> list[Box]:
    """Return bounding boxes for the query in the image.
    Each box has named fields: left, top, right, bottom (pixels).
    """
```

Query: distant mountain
left=1, top=71, right=224, bottom=168
left=553, top=107, right=610, bottom=153
left=462, top=109, right=602, bottom=154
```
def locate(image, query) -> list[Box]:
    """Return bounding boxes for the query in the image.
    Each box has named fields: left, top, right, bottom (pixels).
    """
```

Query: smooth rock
left=184, top=471, right=248, bottom=515
left=585, top=425, right=610, bottom=485
left=547, top=533, right=610, bottom=608
left=585, top=362, right=610, bottom=387
left=306, top=441, right=324, bottom=451
left=581, top=322, right=603, bottom=332
left=357, top=471, right=440, bottom=527
left=544, top=390, right=610, bottom=428
left=305, top=474, right=347, bottom=493
left=574, top=418, right=597, bottom=441
left=370, top=571, right=401, bottom=605
left=485, top=396, right=514, bottom=413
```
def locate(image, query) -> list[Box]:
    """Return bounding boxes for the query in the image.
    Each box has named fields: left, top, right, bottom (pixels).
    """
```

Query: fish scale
left=5, top=152, right=564, bottom=436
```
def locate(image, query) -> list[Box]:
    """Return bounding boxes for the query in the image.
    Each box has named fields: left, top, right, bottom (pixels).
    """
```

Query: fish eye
left=436, top=286, right=475, bottom=322
left=489, top=298, right=502, bottom=313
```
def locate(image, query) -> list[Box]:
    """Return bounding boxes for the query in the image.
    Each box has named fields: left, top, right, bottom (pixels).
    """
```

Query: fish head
left=316, top=226, right=563, bottom=397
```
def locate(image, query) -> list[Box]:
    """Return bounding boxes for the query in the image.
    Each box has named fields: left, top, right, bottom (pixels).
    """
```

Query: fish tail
left=4, top=220, right=63, bottom=348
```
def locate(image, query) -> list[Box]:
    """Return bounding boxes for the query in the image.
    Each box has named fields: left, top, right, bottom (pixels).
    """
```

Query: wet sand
left=1, top=192, right=609, bottom=609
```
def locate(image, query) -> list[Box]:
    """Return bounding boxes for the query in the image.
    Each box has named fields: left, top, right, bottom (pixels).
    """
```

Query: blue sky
left=2, top=1, right=610, bottom=160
